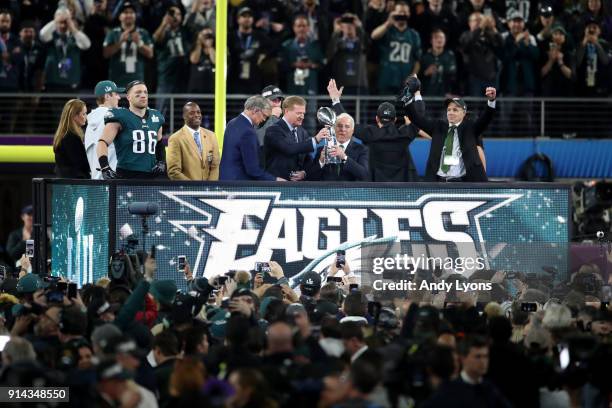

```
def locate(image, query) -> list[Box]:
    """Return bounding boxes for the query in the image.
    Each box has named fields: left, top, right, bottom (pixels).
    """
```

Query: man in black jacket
left=402, top=75, right=496, bottom=182
left=306, top=112, right=369, bottom=182
left=264, top=95, right=329, bottom=180
left=326, top=78, right=428, bottom=181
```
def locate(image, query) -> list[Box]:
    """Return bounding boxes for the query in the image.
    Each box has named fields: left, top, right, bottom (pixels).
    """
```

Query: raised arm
left=473, top=87, right=497, bottom=136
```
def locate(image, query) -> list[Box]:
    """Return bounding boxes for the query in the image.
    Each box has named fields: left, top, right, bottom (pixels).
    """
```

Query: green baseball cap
left=16, top=274, right=49, bottom=294
left=551, top=24, right=567, bottom=36
left=94, top=80, right=125, bottom=97
left=444, top=97, right=468, bottom=111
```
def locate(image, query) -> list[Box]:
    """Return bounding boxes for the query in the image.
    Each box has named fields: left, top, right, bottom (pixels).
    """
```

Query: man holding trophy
left=305, top=107, right=369, bottom=181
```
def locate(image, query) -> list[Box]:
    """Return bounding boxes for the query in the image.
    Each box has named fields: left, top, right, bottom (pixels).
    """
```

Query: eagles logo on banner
left=113, top=184, right=570, bottom=287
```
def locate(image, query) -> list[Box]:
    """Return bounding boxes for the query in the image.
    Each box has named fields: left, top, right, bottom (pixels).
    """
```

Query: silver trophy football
left=316, top=107, right=341, bottom=165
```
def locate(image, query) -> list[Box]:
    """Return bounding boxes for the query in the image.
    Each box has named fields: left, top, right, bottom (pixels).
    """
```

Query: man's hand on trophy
left=315, top=127, right=331, bottom=143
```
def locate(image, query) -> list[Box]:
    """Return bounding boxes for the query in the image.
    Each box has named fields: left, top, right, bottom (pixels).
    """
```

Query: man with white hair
left=39, top=7, right=91, bottom=91
left=220, top=95, right=286, bottom=181
left=2, top=337, right=37, bottom=366
left=306, top=112, right=369, bottom=181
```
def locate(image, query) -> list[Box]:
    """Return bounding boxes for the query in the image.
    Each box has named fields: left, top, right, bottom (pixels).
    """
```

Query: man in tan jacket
left=167, top=102, right=220, bottom=180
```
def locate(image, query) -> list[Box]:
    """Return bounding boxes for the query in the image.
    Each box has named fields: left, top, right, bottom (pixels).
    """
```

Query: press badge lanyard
left=56, top=34, right=69, bottom=60
left=240, top=32, right=252, bottom=52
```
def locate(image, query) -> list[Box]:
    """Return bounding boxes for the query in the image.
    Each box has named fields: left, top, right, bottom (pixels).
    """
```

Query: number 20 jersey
left=378, top=26, right=422, bottom=92
left=104, top=107, right=165, bottom=173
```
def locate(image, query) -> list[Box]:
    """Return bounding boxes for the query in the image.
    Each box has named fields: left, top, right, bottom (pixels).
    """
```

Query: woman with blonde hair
left=53, top=98, right=90, bottom=178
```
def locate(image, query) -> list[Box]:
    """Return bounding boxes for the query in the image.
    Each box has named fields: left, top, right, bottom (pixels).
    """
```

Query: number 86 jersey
left=104, top=107, right=165, bottom=173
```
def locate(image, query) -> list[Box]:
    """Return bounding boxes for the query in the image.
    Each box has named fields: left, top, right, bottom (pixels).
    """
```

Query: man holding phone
left=371, top=1, right=422, bottom=94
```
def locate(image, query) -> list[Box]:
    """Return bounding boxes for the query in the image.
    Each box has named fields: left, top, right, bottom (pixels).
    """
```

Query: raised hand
left=327, top=79, right=344, bottom=101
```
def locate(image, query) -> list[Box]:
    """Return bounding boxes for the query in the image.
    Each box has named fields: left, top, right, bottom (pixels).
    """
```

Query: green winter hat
left=149, top=280, right=177, bottom=306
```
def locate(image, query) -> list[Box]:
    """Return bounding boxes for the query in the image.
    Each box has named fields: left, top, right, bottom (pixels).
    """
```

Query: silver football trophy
left=316, top=107, right=341, bottom=165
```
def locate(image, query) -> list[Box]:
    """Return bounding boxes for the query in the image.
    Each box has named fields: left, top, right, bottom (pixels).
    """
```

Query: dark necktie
left=292, top=128, right=299, bottom=143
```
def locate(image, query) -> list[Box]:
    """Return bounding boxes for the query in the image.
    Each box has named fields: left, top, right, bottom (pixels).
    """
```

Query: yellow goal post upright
left=215, top=0, right=228, bottom=153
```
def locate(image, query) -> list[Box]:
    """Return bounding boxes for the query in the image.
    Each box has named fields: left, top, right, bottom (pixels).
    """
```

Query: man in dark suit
left=422, top=335, right=511, bottom=408
left=326, top=79, right=429, bottom=182
left=220, top=95, right=285, bottom=181
left=264, top=95, right=329, bottom=181
left=306, top=112, right=369, bottom=181
left=403, top=76, right=496, bottom=182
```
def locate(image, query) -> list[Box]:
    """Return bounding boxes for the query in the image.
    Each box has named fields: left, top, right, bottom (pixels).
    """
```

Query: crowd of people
left=1, top=2, right=612, bottom=407
left=0, top=242, right=610, bottom=407
left=0, top=0, right=611, bottom=99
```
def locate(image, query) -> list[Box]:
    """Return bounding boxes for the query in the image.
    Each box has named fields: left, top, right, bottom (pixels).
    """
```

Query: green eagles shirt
left=281, top=38, right=324, bottom=95
left=43, top=32, right=82, bottom=88
left=377, top=26, right=422, bottom=94
left=103, top=27, right=153, bottom=87
left=156, top=28, right=189, bottom=87
left=420, top=49, right=457, bottom=96
left=104, top=107, right=165, bottom=173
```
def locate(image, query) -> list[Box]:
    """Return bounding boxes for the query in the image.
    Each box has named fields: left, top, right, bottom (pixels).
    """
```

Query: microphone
left=128, top=202, right=159, bottom=216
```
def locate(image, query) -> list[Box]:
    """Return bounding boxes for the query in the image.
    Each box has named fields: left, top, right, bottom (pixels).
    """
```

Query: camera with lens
left=108, top=250, right=142, bottom=288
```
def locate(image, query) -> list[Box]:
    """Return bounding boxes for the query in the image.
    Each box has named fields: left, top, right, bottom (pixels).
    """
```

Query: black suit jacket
left=305, top=140, right=369, bottom=181
left=263, top=119, right=316, bottom=179
left=332, top=101, right=422, bottom=182
left=406, top=100, right=494, bottom=181
left=54, top=131, right=91, bottom=179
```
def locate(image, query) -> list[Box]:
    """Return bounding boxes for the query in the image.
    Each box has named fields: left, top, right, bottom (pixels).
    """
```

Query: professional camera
left=108, top=250, right=142, bottom=288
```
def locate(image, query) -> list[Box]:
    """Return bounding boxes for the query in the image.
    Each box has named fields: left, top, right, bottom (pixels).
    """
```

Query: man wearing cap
left=535, top=5, right=556, bottom=43
left=327, top=78, right=425, bottom=181
left=298, top=270, right=322, bottom=316
left=6, top=205, right=34, bottom=263
left=264, top=95, right=330, bottom=181
left=85, top=80, right=123, bottom=179
left=103, top=2, right=154, bottom=87
left=167, top=101, right=220, bottom=180
left=500, top=11, right=539, bottom=98
left=576, top=18, right=610, bottom=97
left=228, top=6, right=271, bottom=94
left=97, top=80, right=166, bottom=179
left=96, top=359, right=158, bottom=408
left=402, top=75, right=496, bottom=182
left=256, top=85, right=284, bottom=147
left=541, top=24, right=574, bottom=98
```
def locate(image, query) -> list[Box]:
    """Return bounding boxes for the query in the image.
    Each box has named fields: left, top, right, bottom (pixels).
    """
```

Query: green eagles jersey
left=104, top=107, right=165, bottom=173
left=420, top=49, right=457, bottom=96
left=103, top=27, right=153, bottom=87
left=156, top=28, right=189, bottom=86
left=378, top=26, right=422, bottom=94
left=43, top=32, right=82, bottom=88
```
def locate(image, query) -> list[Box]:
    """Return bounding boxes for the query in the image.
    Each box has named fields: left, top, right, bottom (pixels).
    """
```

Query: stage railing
left=2, top=94, right=612, bottom=138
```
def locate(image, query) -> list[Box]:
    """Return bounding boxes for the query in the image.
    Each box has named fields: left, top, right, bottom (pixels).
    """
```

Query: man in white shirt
left=84, top=80, right=123, bottom=179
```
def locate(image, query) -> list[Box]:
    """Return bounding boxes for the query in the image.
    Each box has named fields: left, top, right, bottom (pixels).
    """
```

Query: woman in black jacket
left=53, top=99, right=90, bottom=178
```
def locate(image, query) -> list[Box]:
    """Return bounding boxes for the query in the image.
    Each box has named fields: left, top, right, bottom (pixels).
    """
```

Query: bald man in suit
left=167, top=102, right=220, bottom=180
